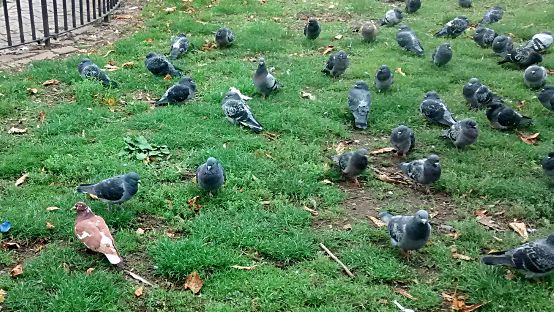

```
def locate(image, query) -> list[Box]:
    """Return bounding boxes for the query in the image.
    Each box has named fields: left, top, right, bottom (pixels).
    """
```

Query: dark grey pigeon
left=405, top=0, right=421, bottom=13
left=215, top=27, right=235, bottom=48
left=253, top=58, right=280, bottom=98
left=348, top=81, right=371, bottom=129
left=498, top=47, right=543, bottom=68
left=486, top=97, right=532, bottom=130
left=360, top=21, right=379, bottom=43
left=432, top=43, right=453, bottom=66
left=524, top=32, right=553, bottom=53
left=462, top=78, right=482, bottom=109
left=78, top=59, right=118, bottom=88
left=304, top=18, right=321, bottom=40
left=492, top=35, right=513, bottom=57
left=390, top=125, right=415, bottom=157
left=473, top=27, right=498, bottom=48
left=374, top=64, right=393, bottom=92
left=473, top=84, right=495, bottom=110
left=542, top=153, right=554, bottom=178
left=381, top=8, right=403, bottom=26
left=435, top=16, right=469, bottom=38
left=322, top=50, right=349, bottom=78
left=379, top=210, right=431, bottom=255
left=400, top=154, right=441, bottom=190
left=169, top=34, right=189, bottom=59
left=441, top=118, right=479, bottom=148
left=524, top=65, right=547, bottom=89
left=331, top=148, right=369, bottom=186
left=396, top=25, right=424, bottom=56
left=222, top=90, right=263, bottom=133
left=145, top=52, right=182, bottom=77
left=76, top=172, right=140, bottom=206
left=458, top=0, right=472, bottom=8
left=538, top=85, right=554, bottom=111
left=480, top=6, right=503, bottom=24
left=420, top=91, right=456, bottom=126
left=481, top=233, right=554, bottom=278
left=155, top=76, right=196, bottom=106
left=196, top=157, right=225, bottom=195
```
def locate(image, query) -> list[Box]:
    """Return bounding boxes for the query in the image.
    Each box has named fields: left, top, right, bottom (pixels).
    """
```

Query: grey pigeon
left=76, top=172, right=140, bottom=206
left=304, top=18, right=321, bottom=40
left=169, top=33, right=189, bottom=59
left=379, top=210, right=431, bottom=255
left=435, top=16, right=469, bottom=38
left=432, top=43, right=453, bottom=66
left=473, top=26, right=498, bottom=48
left=78, top=59, right=118, bottom=88
left=253, top=58, right=280, bottom=98
left=481, top=233, right=554, bottom=278
left=458, top=0, right=472, bottom=8
left=381, top=8, right=403, bottom=26
left=524, top=32, right=553, bottom=53
left=440, top=118, right=479, bottom=148
left=542, top=153, right=554, bottom=178
left=145, top=52, right=182, bottom=77
left=486, top=97, right=532, bottom=130
left=322, top=50, right=349, bottom=78
left=492, top=35, right=513, bottom=57
left=348, top=80, right=371, bottom=129
left=396, top=25, right=424, bottom=56
left=405, top=0, right=421, bottom=13
left=155, top=76, right=196, bottom=106
left=221, top=90, right=263, bottom=132
left=462, top=78, right=482, bottom=109
left=538, top=85, right=554, bottom=111
left=400, top=154, right=441, bottom=190
left=331, top=148, right=369, bottom=186
left=215, top=27, right=235, bottom=48
left=523, top=65, right=547, bottom=89
left=390, top=125, right=415, bottom=157
left=374, top=64, right=393, bottom=92
left=473, top=84, right=495, bottom=110
left=498, top=47, right=543, bottom=68
left=360, top=21, right=379, bottom=43
left=480, top=6, right=503, bottom=24
left=196, top=157, right=225, bottom=194
left=420, top=91, right=456, bottom=126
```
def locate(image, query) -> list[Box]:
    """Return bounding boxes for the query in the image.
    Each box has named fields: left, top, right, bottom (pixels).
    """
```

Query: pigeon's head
left=258, top=57, right=266, bottom=66
left=415, top=210, right=429, bottom=225
left=424, top=91, right=440, bottom=100
left=547, top=152, right=554, bottom=159
left=224, top=91, right=242, bottom=101
left=74, top=202, right=92, bottom=214
left=79, top=58, right=92, bottom=65
left=378, top=64, right=390, bottom=72
left=393, top=8, right=403, bottom=18
left=354, top=80, right=369, bottom=91
left=547, top=234, right=554, bottom=245
left=542, top=85, right=554, bottom=91
left=442, top=43, right=452, bottom=50
left=426, top=154, right=440, bottom=166
left=468, top=78, right=481, bottom=85
left=351, top=149, right=369, bottom=168
left=394, top=125, right=411, bottom=138
left=308, top=18, right=318, bottom=25
left=462, top=119, right=478, bottom=129
left=459, top=16, right=469, bottom=21
left=177, top=33, right=187, bottom=38
left=146, top=52, right=157, bottom=59
left=398, top=24, right=410, bottom=31
left=206, top=157, right=219, bottom=171
left=125, top=172, right=140, bottom=184
left=336, top=50, right=348, bottom=60
left=179, top=76, right=194, bottom=85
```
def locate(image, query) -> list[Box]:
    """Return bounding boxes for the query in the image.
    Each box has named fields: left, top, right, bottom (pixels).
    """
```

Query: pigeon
left=481, top=233, right=554, bottom=278
left=168, top=33, right=189, bottom=59
left=524, top=32, right=553, bottom=53
left=331, top=148, right=369, bottom=186
left=434, top=16, right=469, bottom=38
left=253, top=58, right=280, bottom=98
left=348, top=80, right=372, bottom=129
left=215, top=27, right=235, bottom=48
left=480, top=6, right=503, bottom=24
left=523, top=65, right=547, bottom=89
left=458, top=0, right=472, bottom=8
left=390, top=125, right=415, bottom=157
left=77, top=59, right=118, bottom=88
left=400, top=154, right=441, bottom=191
left=473, top=84, right=495, bottom=110
left=221, top=90, right=263, bottom=132
left=145, top=53, right=182, bottom=77
left=542, top=153, right=554, bottom=177
left=322, top=50, right=349, bottom=78
left=498, top=47, right=543, bottom=68
left=155, top=76, right=196, bottom=106
left=486, top=97, right=532, bottom=130
left=432, top=43, right=453, bottom=66
left=473, top=27, right=498, bottom=48
left=304, top=18, right=321, bottom=40
left=462, top=78, right=482, bottom=109
left=381, top=8, right=403, bottom=26
left=374, top=64, right=393, bottom=92
left=440, top=118, right=479, bottom=148
left=76, top=172, right=140, bottom=206
left=74, top=202, right=122, bottom=265
left=492, top=35, right=513, bottom=57
left=379, top=210, right=431, bottom=256
left=538, top=85, right=554, bottom=111
left=360, top=21, right=379, bottom=43
left=405, top=0, right=421, bottom=13
left=396, top=25, right=424, bottom=56
left=420, top=91, right=456, bottom=126
left=196, top=157, right=225, bottom=195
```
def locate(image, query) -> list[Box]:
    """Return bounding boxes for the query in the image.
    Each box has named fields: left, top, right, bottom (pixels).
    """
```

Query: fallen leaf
left=342, top=224, right=352, bottom=230
left=262, top=132, right=280, bottom=141
left=163, top=74, right=173, bottom=80
left=375, top=171, right=410, bottom=185
left=134, top=286, right=144, bottom=297
left=442, top=291, right=487, bottom=312
left=447, top=231, right=460, bottom=240
left=122, top=61, right=135, bottom=68
left=136, top=228, right=145, bottom=235
left=321, top=45, right=334, bottom=55
left=516, top=100, right=526, bottom=110
left=231, top=265, right=258, bottom=270
left=452, top=251, right=472, bottom=261
left=46, top=206, right=60, bottom=212
left=85, top=267, right=95, bottom=275
left=201, top=40, right=217, bottom=51
left=369, top=147, right=395, bottom=155
left=10, top=264, right=23, bottom=277
left=2, top=242, right=20, bottom=250
left=368, top=216, right=385, bottom=227
left=0, top=289, right=5, bottom=303
left=144, top=38, right=154, bottom=43
left=184, top=271, right=203, bottom=294
left=394, top=288, right=417, bottom=300
left=165, top=6, right=177, bottom=12
left=102, top=50, right=114, bottom=57
left=8, top=127, right=27, bottom=134
left=38, top=111, right=46, bottom=123
left=46, top=222, right=55, bottom=229
left=165, top=230, right=176, bottom=238
left=27, top=88, right=38, bottom=95
left=187, top=196, right=203, bottom=213
left=505, top=270, right=515, bottom=280
left=508, top=221, right=528, bottom=242
left=474, top=210, right=503, bottom=231
left=42, top=79, right=60, bottom=86
left=301, top=91, right=315, bottom=100
left=15, top=173, right=29, bottom=186
left=88, top=193, right=99, bottom=200
left=261, top=201, right=271, bottom=205
left=548, top=69, right=554, bottom=75
left=395, top=67, right=406, bottom=76
left=517, top=132, right=539, bottom=145
left=104, top=64, right=120, bottom=71
left=334, top=34, right=343, bottom=40
left=320, top=179, right=334, bottom=185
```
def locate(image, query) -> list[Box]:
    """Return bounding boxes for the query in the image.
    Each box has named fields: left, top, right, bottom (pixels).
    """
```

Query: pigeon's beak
left=421, top=219, right=428, bottom=224
left=138, top=179, right=142, bottom=184
left=207, top=165, right=212, bottom=171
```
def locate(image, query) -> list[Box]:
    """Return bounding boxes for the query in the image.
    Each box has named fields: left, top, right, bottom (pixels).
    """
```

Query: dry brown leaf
left=517, top=132, right=539, bottom=145
left=46, top=222, right=55, bottom=229
left=8, top=127, right=27, bottom=134
left=447, top=231, right=460, bottom=240
left=46, top=206, right=60, bottom=212
left=452, top=252, right=472, bottom=261
left=508, top=221, right=528, bottom=242
left=144, top=38, right=154, bottom=43
left=342, top=224, right=352, bottom=230
left=10, top=264, right=23, bottom=277
left=0, top=289, right=5, bottom=304
left=38, top=111, right=46, bottom=123
left=122, top=61, right=135, bottom=68
left=27, top=88, right=38, bottom=95
left=302, top=206, right=319, bottom=216
left=375, top=172, right=409, bottom=185
left=320, top=179, right=334, bottom=185
left=369, top=147, right=395, bottom=155
left=165, top=6, right=177, bottom=12
left=368, top=215, right=385, bottom=227
left=104, top=64, right=120, bottom=72
left=395, top=67, right=406, bottom=76
left=201, top=40, right=217, bottom=51
left=262, top=132, right=280, bottom=141
left=334, top=34, right=343, bottom=40
left=85, top=267, right=95, bottom=275
left=165, top=230, right=176, bottom=238
left=516, top=100, right=526, bottom=110
left=163, top=74, right=173, bottom=80
left=42, top=79, right=60, bottom=86
left=134, top=286, right=144, bottom=297
left=320, top=45, right=334, bottom=55
left=184, top=271, right=203, bottom=294
left=474, top=210, right=503, bottom=231
left=504, top=270, right=515, bottom=280
left=394, top=288, right=417, bottom=300
left=443, top=292, right=487, bottom=312
left=231, top=264, right=258, bottom=270
left=15, top=173, right=29, bottom=186
left=2, top=242, right=21, bottom=250
left=301, top=91, right=315, bottom=100
left=187, top=196, right=203, bottom=213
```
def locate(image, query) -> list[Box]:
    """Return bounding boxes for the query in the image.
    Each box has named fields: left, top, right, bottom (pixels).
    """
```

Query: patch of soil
left=1, top=238, right=50, bottom=264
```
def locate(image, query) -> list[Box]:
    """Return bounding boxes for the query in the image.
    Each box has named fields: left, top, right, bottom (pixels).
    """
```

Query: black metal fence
left=1, top=0, right=121, bottom=50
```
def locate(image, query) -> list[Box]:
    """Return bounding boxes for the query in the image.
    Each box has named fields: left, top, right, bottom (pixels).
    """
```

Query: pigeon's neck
left=76, top=211, right=95, bottom=222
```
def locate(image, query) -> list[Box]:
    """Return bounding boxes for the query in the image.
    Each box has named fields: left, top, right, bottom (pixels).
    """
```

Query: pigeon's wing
left=338, top=152, right=353, bottom=171
left=511, top=241, right=554, bottom=274
left=421, top=100, right=445, bottom=121
left=167, top=84, right=191, bottom=102
left=81, top=64, right=101, bottom=79
left=75, top=216, right=121, bottom=264
left=323, top=54, right=336, bottom=72
left=224, top=99, right=263, bottom=131
left=396, top=32, right=412, bottom=48
left=496, top=108, right=520, bottom=128
left=93, top=178, right=125, bottom=201
left=406, top=160, right=425, bottom=181
left=388, top=216, right=409, bottom=245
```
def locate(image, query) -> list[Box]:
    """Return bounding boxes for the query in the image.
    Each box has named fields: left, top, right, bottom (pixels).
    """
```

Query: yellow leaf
left=508, top=221, right=528, bottom=242
left=42, top=79, right=60, bottom=86
left=395, top=67, right=406, bottom=76
left=0, top=289, right=6, bottom=303
left=134, top=286, right=144, bottom=297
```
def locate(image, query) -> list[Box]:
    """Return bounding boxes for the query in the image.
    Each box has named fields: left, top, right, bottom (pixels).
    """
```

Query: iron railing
left=0, top=0, right=121, bottom=50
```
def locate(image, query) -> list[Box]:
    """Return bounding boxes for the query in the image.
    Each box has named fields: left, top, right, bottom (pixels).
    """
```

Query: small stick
left=125, top=270, right=155, bottom=287
left=319, top=243, right=355, bottom=278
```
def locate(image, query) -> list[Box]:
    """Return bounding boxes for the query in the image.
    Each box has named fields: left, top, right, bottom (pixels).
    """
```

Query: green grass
left=0, top=0, right=553, bottom=310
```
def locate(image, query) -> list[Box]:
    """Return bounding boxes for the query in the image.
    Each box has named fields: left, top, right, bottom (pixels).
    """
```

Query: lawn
left=0, top=0, right=553, bottom=311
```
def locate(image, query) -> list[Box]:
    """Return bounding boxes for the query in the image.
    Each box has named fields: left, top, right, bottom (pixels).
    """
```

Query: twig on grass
left=319, top=243, right=355, bottom=278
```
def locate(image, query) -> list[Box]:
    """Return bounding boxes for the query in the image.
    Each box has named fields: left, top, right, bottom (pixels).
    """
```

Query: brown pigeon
left=74, top=202, right=122, bottom=265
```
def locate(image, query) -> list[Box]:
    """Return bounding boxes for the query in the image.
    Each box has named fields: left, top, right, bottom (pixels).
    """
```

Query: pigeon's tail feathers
left=76, top=184, right=95, bottom=194
left=413, top=45, right=424, bottom=56
left=378, top=211, right=393, bottom=225
left=481, top=255, right=512, bottom=266
left=154, top=96, right=169, bottom=106
left=380, top=19, right=386, bottom=26
left=170, top=68, right=183, bottom=77
left=520, top=116, right=533, bottom=126
left=240, top=117, right=263, bottom=133
left=434, top=29, right=447, bottom=37
left=497, top=59, right=509, bottom=65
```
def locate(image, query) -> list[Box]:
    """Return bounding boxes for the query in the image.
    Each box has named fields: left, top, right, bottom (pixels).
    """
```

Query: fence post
left=40, top=0, right=51, bottom=46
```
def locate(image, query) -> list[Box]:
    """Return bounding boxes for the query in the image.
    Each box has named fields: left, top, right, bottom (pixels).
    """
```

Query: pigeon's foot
left=351, top=177, right=361, bottom=188
left=399, top=249, right=410, bottom=259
